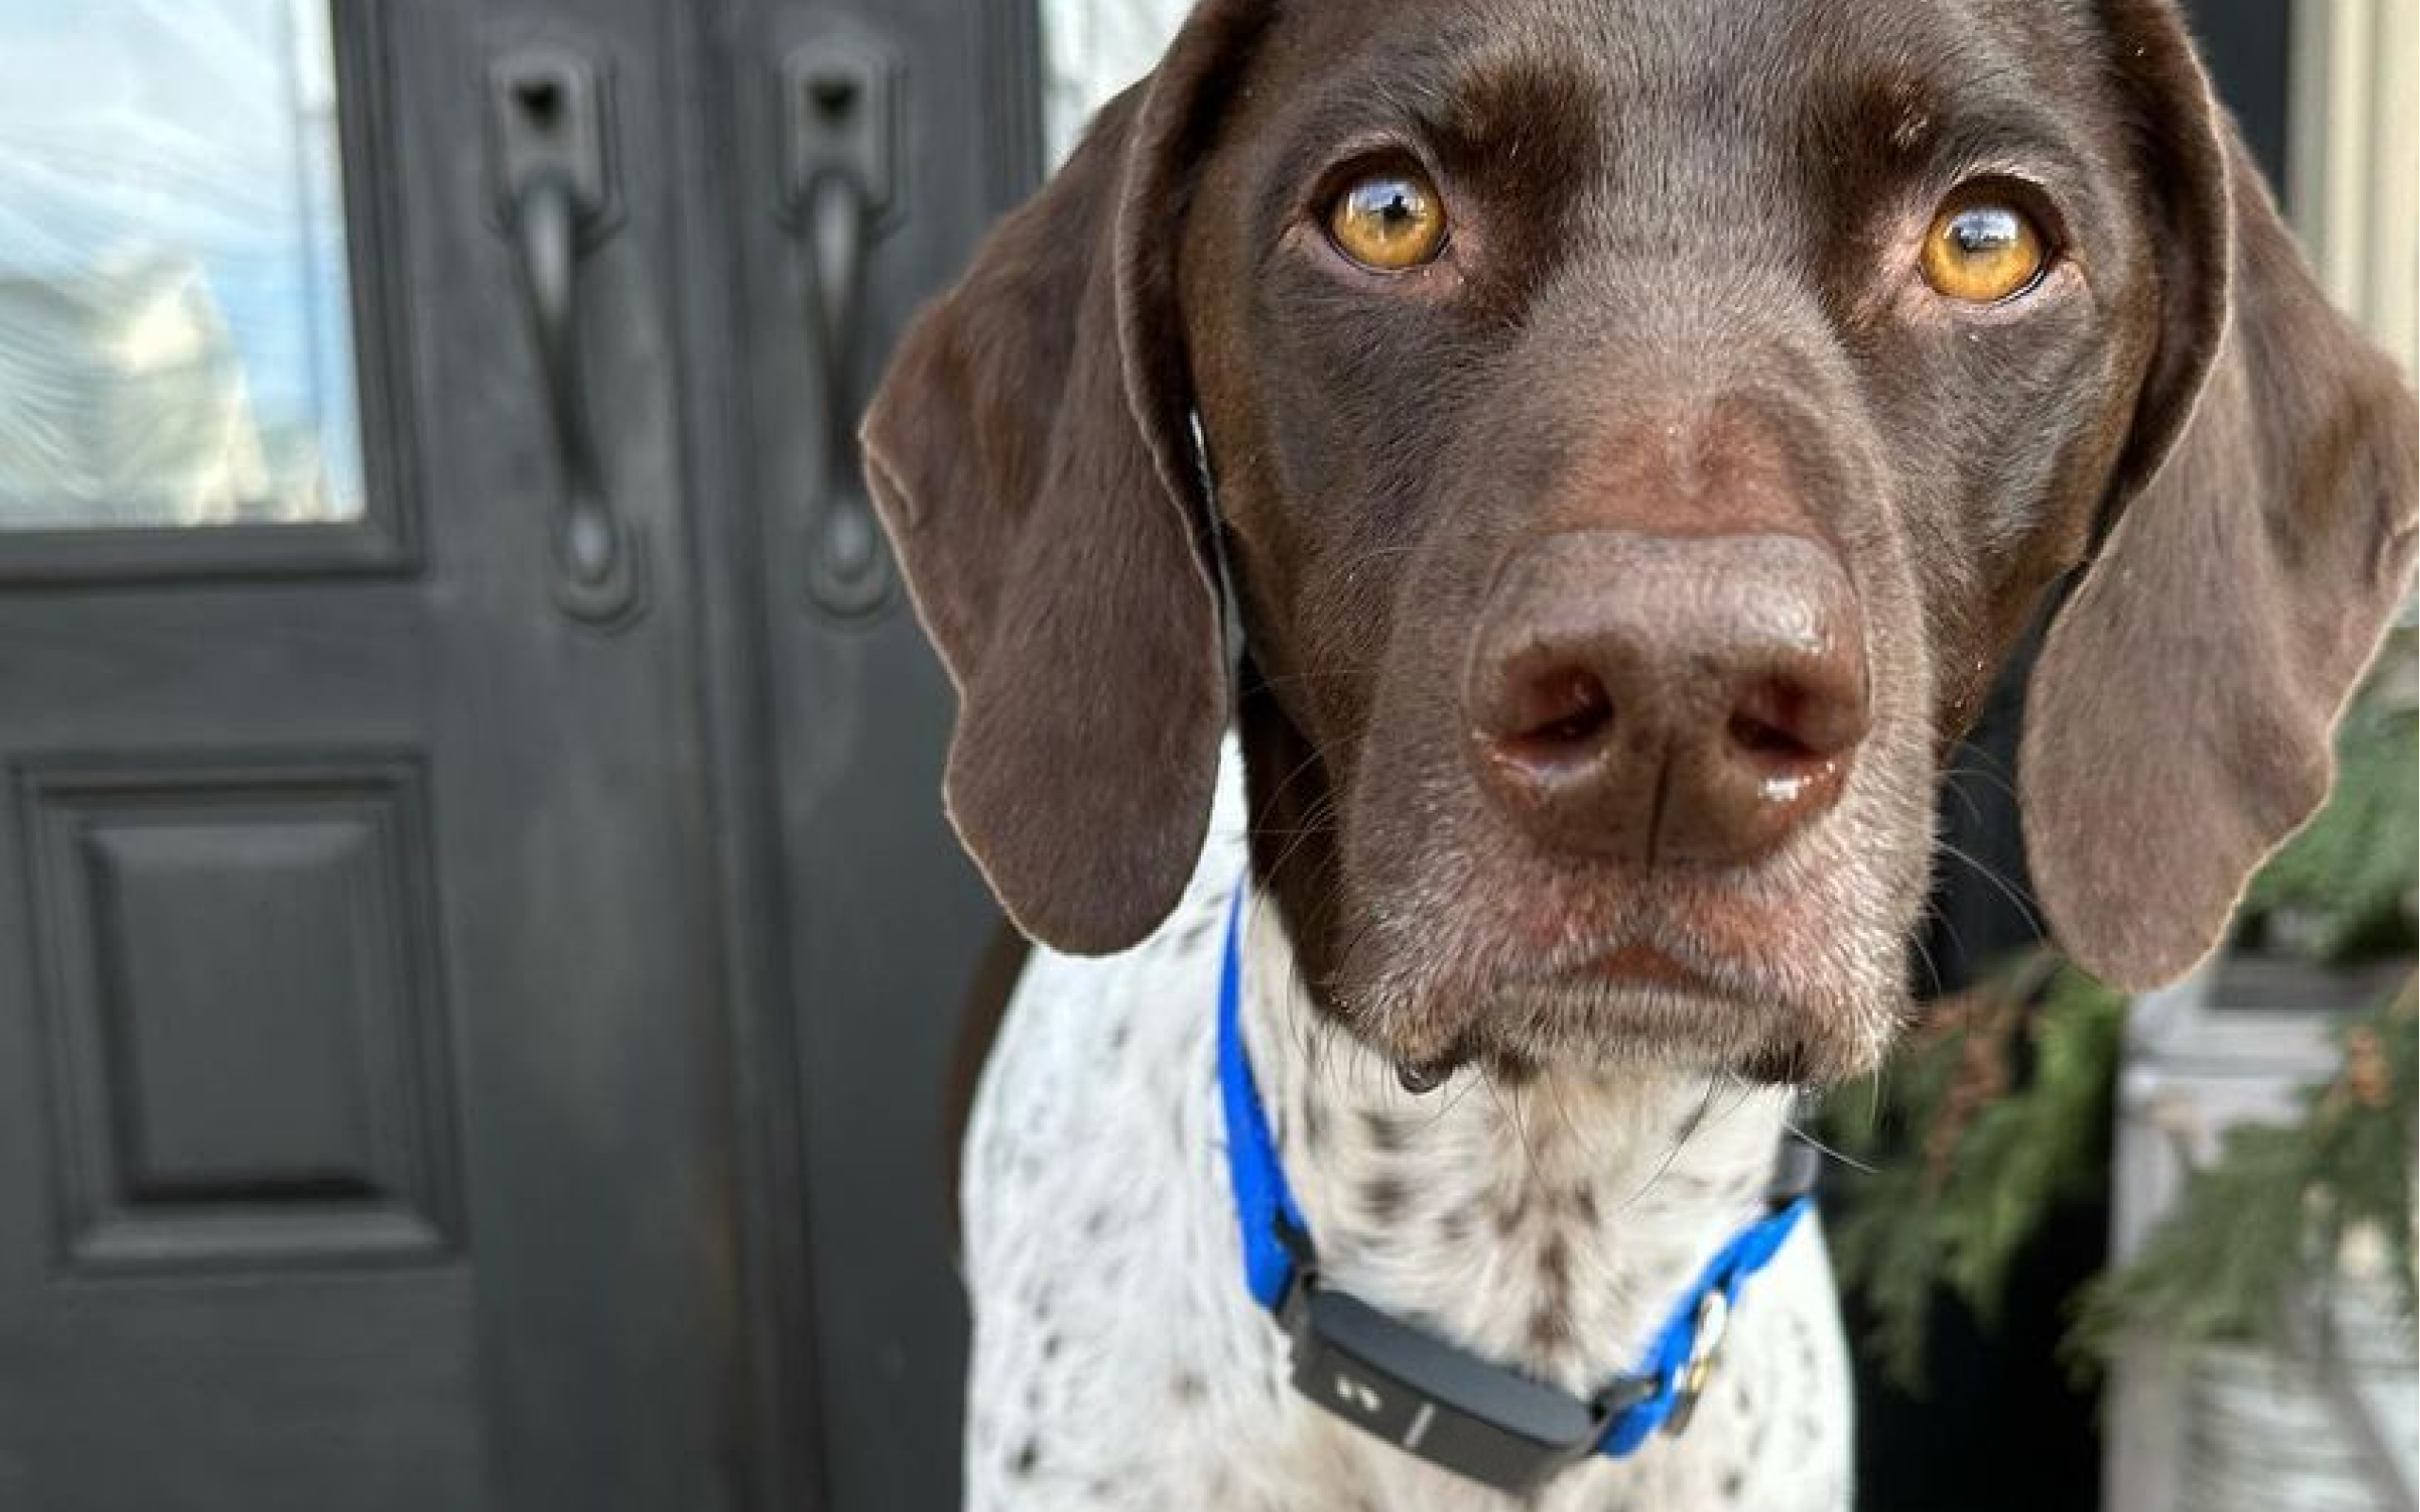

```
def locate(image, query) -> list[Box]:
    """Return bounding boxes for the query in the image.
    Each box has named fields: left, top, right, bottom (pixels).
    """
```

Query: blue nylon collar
left=1215, top=881, right=1814, bottom=1465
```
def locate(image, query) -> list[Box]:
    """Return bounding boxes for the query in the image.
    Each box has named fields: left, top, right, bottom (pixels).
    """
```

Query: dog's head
left=865, top=0, right=2416, bottom=1084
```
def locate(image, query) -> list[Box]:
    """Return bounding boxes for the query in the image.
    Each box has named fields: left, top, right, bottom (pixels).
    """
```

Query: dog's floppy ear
left=861, top=5, right=1264, bottom=954
left=2021, top=0, right=2419, bottom=989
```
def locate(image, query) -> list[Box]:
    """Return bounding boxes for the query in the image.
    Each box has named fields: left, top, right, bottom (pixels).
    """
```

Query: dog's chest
left=959, top=847, right=1852, bottom=1512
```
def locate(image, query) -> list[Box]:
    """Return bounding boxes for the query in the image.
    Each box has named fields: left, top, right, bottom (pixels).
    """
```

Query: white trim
left=2291, top=0, right=2420, bottom=371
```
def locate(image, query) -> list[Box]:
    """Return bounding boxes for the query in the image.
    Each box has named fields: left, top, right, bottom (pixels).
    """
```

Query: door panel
left=0, top=0, right=746, bottom=1507
left=21, top=756, right=456, bottom=1273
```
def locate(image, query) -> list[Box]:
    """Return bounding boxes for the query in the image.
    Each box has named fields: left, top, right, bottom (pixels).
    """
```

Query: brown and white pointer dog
left=863, top=0, right=2419, bottom=1505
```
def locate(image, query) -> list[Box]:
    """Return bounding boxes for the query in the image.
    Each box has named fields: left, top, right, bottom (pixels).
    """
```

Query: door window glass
left=0, top=0, right=362, bottom=528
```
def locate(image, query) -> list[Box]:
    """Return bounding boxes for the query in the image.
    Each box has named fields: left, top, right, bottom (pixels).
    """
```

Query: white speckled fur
left=962, top=754, right=1853, bottom=1512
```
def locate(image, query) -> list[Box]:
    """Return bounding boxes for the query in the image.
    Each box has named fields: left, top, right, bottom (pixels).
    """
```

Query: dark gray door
left=703, top=2, right=1036, bottom=1508
left=0, top=0, right=1030, bottom=1506
left=0, top=0, right=751, bottom=1504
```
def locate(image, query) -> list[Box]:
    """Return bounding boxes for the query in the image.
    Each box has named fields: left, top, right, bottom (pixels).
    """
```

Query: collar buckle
left=1663, top=1287, right=1733, bottom=1437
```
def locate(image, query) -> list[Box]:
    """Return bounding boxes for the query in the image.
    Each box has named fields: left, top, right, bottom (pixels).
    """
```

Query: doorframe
left=655, top=2, right=1041, bottom=1505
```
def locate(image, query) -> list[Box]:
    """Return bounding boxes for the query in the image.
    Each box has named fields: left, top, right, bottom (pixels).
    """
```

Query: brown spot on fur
left=1358, top=1110, right=1403, bottom=1151
left=1492, top=1191, right=1530, bottom=1237
left=1536, top=1233, right=1570, bottom=1292
left=1526, top=1302, right=1570, bottom=1351
left=1524, top=1234, right=1573, bottom=1349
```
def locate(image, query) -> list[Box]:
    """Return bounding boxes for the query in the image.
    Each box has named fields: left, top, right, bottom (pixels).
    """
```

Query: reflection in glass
left=0, top=0, right=362, bottom=529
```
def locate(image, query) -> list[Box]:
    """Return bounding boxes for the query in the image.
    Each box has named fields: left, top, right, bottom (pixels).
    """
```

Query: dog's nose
left=1465, top=530, right=1870, bottom=866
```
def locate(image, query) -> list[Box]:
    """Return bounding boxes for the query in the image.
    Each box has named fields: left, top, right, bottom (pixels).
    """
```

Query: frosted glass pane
left=0, top=0, right=362, bottom=528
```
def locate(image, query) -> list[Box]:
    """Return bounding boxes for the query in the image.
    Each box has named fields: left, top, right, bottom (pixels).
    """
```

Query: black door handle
left=490, top=48, right=644, bottom=627
left=781, top=30, right=901, bottom=622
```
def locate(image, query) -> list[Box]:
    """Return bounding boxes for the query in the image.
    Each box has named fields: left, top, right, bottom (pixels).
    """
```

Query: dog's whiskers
left=1780, top=1116, right=1879, bottom=1177
left=1931, top=838, right=2043, bottom=936
left=1622, top=1074, right=1725, bottom=1212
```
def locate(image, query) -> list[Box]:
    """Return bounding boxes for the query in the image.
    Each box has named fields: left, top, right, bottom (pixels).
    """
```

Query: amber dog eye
left=1326, top=169, right=1447, bottom=270
left=1919, top=192, right=2049, bottom=303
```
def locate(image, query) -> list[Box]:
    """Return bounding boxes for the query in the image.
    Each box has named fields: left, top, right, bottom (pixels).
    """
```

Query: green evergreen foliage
left=1820, top=961, right=2127, bottom=1390
left=2240, top=688, right=2419, bottom=960
left=1934, top=971, right=2125, bottom=1323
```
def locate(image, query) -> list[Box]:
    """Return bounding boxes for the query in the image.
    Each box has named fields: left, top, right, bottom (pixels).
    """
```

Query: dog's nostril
left=1725, top=709, right=1815, bottom=764
left=1724, top=677, right=1849, bottom=770
left=1529, top=672, right=1606, bottom=745
left=1504, top=669, right=1615, bottom=755
left=1534, top=689, right=1613, bottom=747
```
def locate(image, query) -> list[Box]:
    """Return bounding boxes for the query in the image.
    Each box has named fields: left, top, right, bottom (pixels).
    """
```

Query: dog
left=862, top=0, right=2419, bottom=1505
